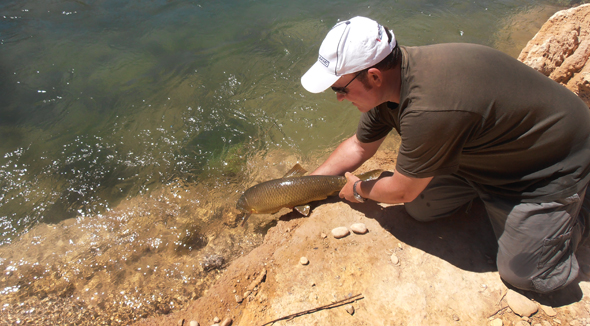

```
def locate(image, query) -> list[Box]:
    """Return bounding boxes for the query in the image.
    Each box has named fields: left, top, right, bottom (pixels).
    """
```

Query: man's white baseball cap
left=301, top=16, right=396, bottom=94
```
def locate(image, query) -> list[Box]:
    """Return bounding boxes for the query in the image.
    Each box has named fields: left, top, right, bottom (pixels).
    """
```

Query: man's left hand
left=339, top=172, right=363, bottom=203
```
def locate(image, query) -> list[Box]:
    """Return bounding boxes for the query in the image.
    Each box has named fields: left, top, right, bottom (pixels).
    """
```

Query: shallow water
left=0, top=0, right=573, bottom=324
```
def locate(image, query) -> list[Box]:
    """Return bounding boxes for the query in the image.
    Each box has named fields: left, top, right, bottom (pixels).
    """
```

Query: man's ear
left=367, top=68, right=383, bottom=87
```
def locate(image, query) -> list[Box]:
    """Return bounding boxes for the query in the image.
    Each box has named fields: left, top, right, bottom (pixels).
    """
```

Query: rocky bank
left=134, top=5, right=590, bottom=326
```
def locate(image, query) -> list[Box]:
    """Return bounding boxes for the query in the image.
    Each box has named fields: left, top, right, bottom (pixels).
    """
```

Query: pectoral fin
left=294, top=205, right=310, bottom=216
left=240, top=213, right=252, bottom=227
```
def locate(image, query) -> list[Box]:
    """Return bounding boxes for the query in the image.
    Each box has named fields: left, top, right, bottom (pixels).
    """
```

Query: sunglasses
left=331, top=72, right=362, bottom=95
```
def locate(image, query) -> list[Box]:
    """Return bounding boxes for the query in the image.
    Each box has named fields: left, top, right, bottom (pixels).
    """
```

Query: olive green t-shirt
left=357, top=43, right=590, bottom=201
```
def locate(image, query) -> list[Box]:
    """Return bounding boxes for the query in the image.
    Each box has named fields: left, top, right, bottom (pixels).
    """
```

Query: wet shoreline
left=0, top=2, right=570, bottom=324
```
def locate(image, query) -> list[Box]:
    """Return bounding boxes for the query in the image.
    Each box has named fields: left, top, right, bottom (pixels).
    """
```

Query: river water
left=0, top=0, right=573, bottom=324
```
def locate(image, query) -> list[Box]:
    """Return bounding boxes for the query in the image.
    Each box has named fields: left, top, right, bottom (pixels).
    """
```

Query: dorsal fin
left=282, top=163, right=307, bottom=178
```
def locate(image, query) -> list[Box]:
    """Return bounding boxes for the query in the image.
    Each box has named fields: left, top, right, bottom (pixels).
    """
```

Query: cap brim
left=301, top=61, right=340, bottom=94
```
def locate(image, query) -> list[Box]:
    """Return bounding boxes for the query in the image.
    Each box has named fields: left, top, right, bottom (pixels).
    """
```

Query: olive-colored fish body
left=236, top=167, right=383, bottom=215
left=237, top=175, right=346, bottom=214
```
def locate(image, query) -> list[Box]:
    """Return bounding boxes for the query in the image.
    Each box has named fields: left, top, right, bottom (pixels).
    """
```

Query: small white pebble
left=345, top=304, right=355, bottom=315
left=300, top=257, right=309, bottom=265
left=332, top=227, right=350, bottom=239
left=391, top=254, right=400, bottom=265
left=220, top=318, right=233, bottom=326
left=489, top=318, right=503, bottom=326
left=350, top=223, right=368, bottom=234
left=189, top=321, right=199, bottom=326
left=213, top=317, right=221, bottom=323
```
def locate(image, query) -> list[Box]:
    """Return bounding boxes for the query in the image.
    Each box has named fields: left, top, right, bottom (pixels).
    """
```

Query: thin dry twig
left=488, top=305, right=509, bottom=318
left=259, top=293, right=364, bottom=326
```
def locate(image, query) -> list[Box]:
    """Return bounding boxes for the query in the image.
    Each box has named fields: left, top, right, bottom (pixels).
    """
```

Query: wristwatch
left=353, top=180, right=366, bottom=203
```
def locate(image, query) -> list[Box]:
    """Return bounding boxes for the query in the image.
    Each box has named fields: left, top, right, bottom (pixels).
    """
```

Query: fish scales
left=237, top=168, right=383, bottom=217
left=241, top=175, right=346, bottom=214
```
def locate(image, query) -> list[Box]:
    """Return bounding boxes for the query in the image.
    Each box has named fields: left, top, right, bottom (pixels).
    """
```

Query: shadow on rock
left=360, top=198, right=499, bottom=273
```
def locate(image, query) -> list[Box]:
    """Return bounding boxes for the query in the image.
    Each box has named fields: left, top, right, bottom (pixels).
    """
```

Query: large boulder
left=519, top=4, right=590, bottom=107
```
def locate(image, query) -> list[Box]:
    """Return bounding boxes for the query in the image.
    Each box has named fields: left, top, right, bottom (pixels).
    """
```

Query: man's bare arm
left=340, top=170, right=432, bottom=205
left=311, top=134, right=385, bottom=176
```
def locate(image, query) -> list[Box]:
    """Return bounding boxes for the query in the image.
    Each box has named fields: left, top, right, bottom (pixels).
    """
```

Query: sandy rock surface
left=135, top=196, right=590, bottom=326
left=134, top=135, right=590, bottom=326
left=135, top=5, right=590, bottom=326
left=519, top=4, right=590, bottom=107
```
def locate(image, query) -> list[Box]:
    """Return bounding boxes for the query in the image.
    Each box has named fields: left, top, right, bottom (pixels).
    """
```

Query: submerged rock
left=201, top=255, right=225, bottom=272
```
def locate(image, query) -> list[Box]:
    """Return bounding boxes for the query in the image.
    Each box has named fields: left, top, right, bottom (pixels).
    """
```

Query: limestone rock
left=331, top=227, right=350, bottom=239
left=540, top=304, right=557, bottom=317
left=220, top=317, right=233, bottom=326
left=490, top=318, right=503, bottom=326
left=519, top=4, right=590, bottom=107
left=506, top=289, right=538, bottom=317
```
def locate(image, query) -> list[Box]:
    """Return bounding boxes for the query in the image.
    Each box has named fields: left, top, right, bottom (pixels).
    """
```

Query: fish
left=236, top=164, right=383, bottom=224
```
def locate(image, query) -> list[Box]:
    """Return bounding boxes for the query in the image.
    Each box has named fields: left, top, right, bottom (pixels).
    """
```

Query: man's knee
left=497, top=251, right=580, bottom=294
left=404, top=197, right=469, bottom=222
left=404, top=174, right=477, bottom=222
left=404, top=200, right=439, bottom=222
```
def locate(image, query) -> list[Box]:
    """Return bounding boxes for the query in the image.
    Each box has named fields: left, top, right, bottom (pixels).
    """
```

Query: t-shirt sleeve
left=396, top=110, right=482, bottom=178
left=356, top=105, right=394, bottom=143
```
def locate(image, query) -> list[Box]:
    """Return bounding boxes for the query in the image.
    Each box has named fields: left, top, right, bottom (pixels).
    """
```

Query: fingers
left=340, top=172, right=360, bottom=201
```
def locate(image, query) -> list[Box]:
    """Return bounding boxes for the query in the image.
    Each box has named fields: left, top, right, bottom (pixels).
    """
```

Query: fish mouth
left=236, top=195, right=250, bottom=213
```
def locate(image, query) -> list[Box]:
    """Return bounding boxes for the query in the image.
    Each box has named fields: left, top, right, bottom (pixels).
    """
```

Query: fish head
left=236, top=194, right=257, bottom=214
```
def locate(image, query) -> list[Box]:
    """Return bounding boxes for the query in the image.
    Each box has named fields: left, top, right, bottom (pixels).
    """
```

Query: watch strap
left=353, top=180, right=366, bottom=203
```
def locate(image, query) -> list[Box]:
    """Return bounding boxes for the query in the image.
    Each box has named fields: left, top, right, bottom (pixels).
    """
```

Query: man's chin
left=354, top=105, right=371, bottom=112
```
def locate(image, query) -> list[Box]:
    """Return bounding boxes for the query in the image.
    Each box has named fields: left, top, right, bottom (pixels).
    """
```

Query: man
left=301, top=16, right=590, bottom=293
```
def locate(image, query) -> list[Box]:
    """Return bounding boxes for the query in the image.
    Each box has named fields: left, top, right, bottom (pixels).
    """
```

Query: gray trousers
left=405, top=175, right=587, bottom=293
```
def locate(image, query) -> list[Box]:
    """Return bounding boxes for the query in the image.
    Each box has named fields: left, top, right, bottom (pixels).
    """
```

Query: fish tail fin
left=357, top=169, right=384, bottom=181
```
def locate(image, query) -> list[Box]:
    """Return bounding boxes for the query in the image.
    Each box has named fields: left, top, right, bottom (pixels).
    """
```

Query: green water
left=0, top=0, right=576, bottom=324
